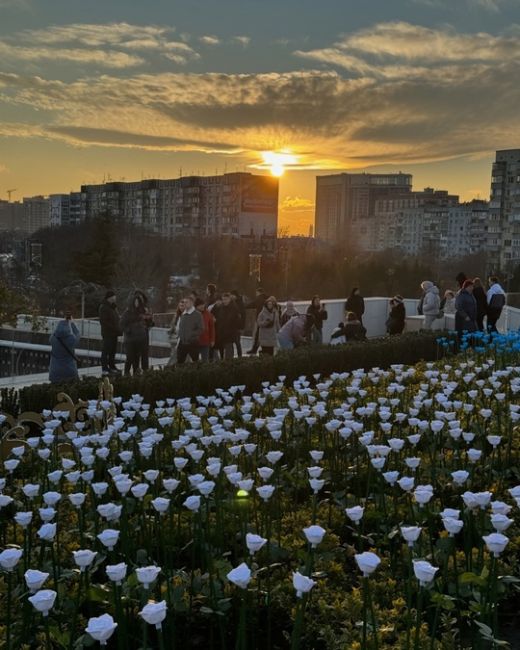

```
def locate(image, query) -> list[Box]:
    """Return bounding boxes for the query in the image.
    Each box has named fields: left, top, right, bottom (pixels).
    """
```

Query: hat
left=392, top=295, right=404, bottom=303
left=462, top=279, right=474, bottom=289
left=104, top=290, right=116, bottom=299
left=421, top=281, right=433, bottom=290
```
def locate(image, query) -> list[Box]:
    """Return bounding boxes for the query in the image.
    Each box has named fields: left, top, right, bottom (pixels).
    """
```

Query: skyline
left=1, top=0, right=520, bottom=234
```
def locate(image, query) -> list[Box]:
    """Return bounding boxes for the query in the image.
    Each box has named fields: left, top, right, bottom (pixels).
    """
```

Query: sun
left=261, top=151, right=298, bottom=177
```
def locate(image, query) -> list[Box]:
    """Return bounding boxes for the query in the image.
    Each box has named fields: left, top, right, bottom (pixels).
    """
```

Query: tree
left=75, top=216, right=119, bottom=286
left=0, top=281, right=30, bottom=325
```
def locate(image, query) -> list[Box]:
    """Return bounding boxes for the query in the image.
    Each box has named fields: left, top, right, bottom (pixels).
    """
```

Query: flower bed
left=0, top=337, right=520, bottom=648
left=17, top=331, right=443, bottom=415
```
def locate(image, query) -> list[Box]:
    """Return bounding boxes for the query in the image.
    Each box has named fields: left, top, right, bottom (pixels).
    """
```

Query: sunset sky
left=1, top=0, right=520, bottom=234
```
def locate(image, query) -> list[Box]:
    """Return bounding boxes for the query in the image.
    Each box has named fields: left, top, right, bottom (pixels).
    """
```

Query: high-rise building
left=80, top=172, right=278, bottom=240
left=489, top=149, right=520, bottom=271
left=50, top=192, right=86, bottom=227
left=314, top=172, right=413, bottom=246
left=22, top=196, right=50, bottom=234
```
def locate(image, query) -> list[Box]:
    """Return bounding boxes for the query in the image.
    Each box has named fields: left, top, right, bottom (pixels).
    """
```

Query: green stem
left=414, top=587, right=423, bottom=650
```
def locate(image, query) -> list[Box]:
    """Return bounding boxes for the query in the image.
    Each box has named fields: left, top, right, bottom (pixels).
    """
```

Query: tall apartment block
left=489, top=149, right=520, bottom=271
left=80, top=172, right=278, bottom=240
left=315, top=173, right=413, bottom=247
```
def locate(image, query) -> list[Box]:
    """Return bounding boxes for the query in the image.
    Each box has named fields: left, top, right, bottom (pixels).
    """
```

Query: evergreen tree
left=75, top=216, right=119, bottom=287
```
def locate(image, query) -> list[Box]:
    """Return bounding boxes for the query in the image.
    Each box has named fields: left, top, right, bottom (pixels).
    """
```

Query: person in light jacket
left=455, top=279, right=477, bottom=339
left=257, top=296, right=280, bottom=355
left=277, top=313, right=311, bottom=350
left=166, top=299, right=185, bottom=367
left=486, top=276, right=506, bottom=333
left=49, top=316, right=81, bottom=384
left=420, top=281, right=440, bottom=330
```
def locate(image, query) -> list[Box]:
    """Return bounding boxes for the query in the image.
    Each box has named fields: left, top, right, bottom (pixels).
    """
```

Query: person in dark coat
left=331, top=311, right=367, bottom=343
left=472, top=278, right=488, bottom=331
left=120, top=290, right=154, bottom=376
left=345, top=288, right=365, bottom=325
left=245, top=288, right=268, bottom=354
left=386, top=295, right=406, bottom=335
left=98, top=290, right=121, bottom=376
left=455, top=279, right=477, bottom=339
left=230, top=290, right=246, bottom=357
left=177, top=295, right=204, bottom=364
left=455, top=272, right=467, bottom=289
left=213, top=292, right=242, bottom=360
left=306, top=295, right=328, bottom=344
left=49, top=316, right=81, bottom=384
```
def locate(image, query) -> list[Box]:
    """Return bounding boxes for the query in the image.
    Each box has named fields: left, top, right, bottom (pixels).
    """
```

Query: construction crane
left=6, top=189, right=17, bottom=201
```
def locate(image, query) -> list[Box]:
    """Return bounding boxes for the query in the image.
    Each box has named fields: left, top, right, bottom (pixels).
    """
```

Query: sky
left=1, top=0, right=520, bottom=234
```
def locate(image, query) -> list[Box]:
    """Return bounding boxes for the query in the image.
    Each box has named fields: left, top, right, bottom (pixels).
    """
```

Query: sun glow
left=261, top=151, right=298, bottom=177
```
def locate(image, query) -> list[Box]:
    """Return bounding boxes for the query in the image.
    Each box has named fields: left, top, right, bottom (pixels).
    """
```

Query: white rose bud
left=86, top=613, right=118, bottom=645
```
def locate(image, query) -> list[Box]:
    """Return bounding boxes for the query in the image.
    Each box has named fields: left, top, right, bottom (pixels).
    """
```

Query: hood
left=421, top=281, right=434, bottom=291
left=127, top=290, right=147, bottom=310
left=53, top=320, right=72, bottom=337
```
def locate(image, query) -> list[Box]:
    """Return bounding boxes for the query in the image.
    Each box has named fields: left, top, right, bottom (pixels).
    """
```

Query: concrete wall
left=12, top=298, right=519, bottom=347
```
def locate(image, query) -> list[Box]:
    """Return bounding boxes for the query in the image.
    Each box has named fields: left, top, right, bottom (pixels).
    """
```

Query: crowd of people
left=47, top=274, right=507, bottom=384
left=385, top=273, right=507, bottom=339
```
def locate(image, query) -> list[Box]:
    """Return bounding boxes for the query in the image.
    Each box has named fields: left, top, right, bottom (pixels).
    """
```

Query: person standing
left=306, top=295, right=328, bottom=344
left=195, top=297, right=215, bottom=362
left=420, top=281, right=440, bottom=330
left=386, top=296, right=406, bottom=335
left=486, top=276, right=506, bottom=333
left=205, top=283, right=219, bottom=310
left=177, top=296, right=204, bottom=364
left=120, top=290, right=153, bottom=376
left=440, top=290, right=456, bottom=314
left=230, top=290, right=246, bottom=357
left=456, top=272, right=467, bottom=289
left=345, top=288, right=365, bottom=325
left=49, top=314, right=81, bottom=384
left=166, top=298, right=185, bottom=366
left=472, top=278, right=488, bottom=331
left=213, top=292, right=241, bottom=360
left=455, top=279, right=478, bottom=339
left=245, top=287, right=268, bottom=354
left=98, top=290, right=121, bottom=376
left=257, top=296, right=280, bottom=355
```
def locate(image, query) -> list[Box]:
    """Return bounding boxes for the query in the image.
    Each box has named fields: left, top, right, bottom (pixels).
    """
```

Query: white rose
left=483, top=533, right=509, bottom=557
left=86, top=613, right=118, bottom=645
left=37, top=523, right=57, bottom=542
left=227, top=562, right=251, bottom=589
left=400, top=526, right=422, bottom=547
left=106, top=562, right=127, bottom=585
left=355, top=551, right=381, bottom=577
left=72, top=549, right=97, bottom=571
left=345, top=506, right=364, bottom=525
left=303, top=525, right=326, bottom=548
left=292, top=571, right=316, bottom=597
left=413, top=560, right=438, bottom=586
left=97, top=529, right=120, bottom=550
left=151, top=497, right=170, bottom=514
left=245, top=533, right=267, bottom=555
left=28, top=589, right=57, bottom=616
left=139, top=600, right=167, bottom=629
left=0, top=548, right=23, bottom=571
left=24, top=569, right=49, bottom=593
left=136, top=566, right=161, bottom=589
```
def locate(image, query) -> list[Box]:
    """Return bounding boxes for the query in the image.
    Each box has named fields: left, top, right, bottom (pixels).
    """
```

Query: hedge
left=13, top=331, right=446, bottom=414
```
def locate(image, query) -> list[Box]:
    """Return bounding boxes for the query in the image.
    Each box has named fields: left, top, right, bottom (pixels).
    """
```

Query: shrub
left=16, top=332, right=445, bottom=414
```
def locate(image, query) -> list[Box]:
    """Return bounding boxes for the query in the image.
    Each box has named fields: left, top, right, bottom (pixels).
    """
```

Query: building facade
left=80, top=172, right=278, bottom=240
left=489, top=149, right=520, bottom=271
